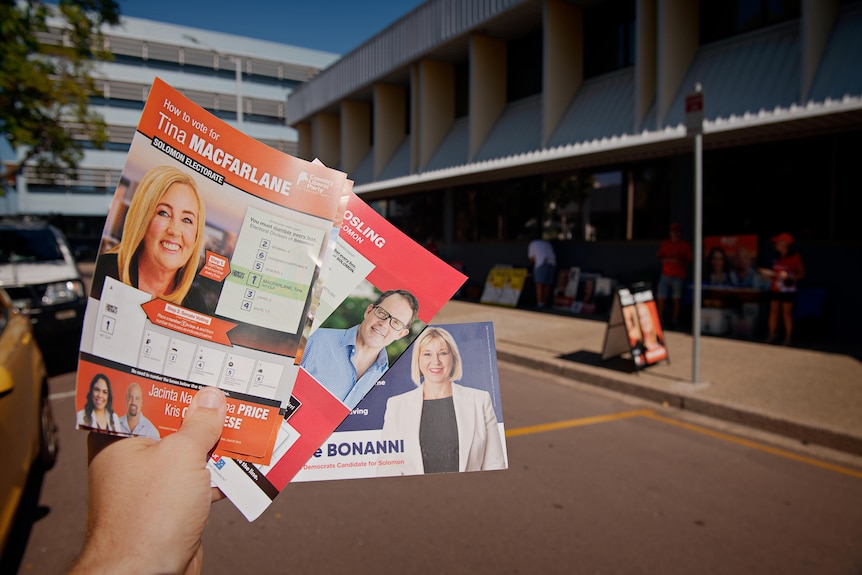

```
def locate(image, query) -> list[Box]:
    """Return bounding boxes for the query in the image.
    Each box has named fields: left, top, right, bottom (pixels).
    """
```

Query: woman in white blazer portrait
left=378, top=327, right=506, bottom=476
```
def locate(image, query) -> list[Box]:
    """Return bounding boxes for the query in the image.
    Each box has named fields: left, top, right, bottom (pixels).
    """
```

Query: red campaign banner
left=75, top=358, right=281, bottom=464
left=141, top=299, right=237, bottom=346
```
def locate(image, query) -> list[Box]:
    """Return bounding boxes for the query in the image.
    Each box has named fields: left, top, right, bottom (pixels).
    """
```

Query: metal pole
left=692, top=130, right=703, bottom=383
left=183, top=35, right=243, bottom=128
left=234, top=57, right=243, bottom=127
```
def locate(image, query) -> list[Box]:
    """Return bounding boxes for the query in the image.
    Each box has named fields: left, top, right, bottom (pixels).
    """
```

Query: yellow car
left=0, top=288, right=58, bottom=553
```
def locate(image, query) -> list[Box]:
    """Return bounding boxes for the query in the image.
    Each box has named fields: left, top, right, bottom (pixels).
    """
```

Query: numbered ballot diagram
left=216, top=206, right=327, bottom=332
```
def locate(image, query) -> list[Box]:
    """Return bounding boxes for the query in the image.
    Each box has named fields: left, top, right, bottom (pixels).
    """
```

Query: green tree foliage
left=0, top=0, right=120, bottom=184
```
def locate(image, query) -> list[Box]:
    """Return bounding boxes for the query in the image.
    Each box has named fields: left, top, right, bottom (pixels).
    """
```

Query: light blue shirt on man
left=118, top=413, right=160, bottom=439
left=300, top=324, right=389, bottom=409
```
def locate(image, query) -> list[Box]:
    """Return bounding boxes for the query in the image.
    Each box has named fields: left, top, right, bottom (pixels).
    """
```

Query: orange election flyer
left=74, top=78, right=349, bottom=465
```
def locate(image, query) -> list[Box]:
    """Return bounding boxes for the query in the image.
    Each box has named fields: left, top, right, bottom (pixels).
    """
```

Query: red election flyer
left=207, top=192, right=468, bottom=520
left=75, top=77, right=349, bottom=465
left=293, top=321, right=508, bottom=482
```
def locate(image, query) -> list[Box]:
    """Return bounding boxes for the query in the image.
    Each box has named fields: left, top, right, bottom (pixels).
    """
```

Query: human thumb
left=177, top=386, right=227, bottom=457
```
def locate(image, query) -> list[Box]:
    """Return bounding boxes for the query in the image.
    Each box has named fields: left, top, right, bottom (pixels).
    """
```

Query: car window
left=0, top=290, right=9, bottom=333
left=0, top=228, right=65, bottom=263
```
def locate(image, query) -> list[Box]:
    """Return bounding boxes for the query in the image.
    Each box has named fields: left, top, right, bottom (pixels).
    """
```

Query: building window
left=540, top=171, right=626, bottom=242
left=834, top=130, right=862, bottom=242
left=703, top=137, right=832, bottom=242
left=631, top=161, right=673, bottom=241
left=454, top=60, right=469, bottom=119
left=376, top=192, right=444, bottom=246
left=507, top=30, right=542, bottom=102
left=451, top=179, right=539, bottom=242
left=700, top=0, right=801, bottom=45
left=584, top=0, right=636, bottom=79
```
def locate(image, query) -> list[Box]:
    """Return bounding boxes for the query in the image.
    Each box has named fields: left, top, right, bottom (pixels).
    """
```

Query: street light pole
left=233, top=56, right=243, bottom=127
left=685, top=83, right=705, bottom=384
left=183, top=34, right=243, bottom=128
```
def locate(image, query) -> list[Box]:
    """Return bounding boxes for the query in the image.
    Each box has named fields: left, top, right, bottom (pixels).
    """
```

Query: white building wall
left=6, top=15, right=338, bottom=220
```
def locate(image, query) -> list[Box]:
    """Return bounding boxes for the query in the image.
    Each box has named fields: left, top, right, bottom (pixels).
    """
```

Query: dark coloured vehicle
left=0, top=221, right=86, bottom=374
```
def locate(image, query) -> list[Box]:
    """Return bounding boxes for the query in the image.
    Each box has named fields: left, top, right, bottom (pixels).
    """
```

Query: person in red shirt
left=656, top=223, right=692, bottom=326
left=759, top=232, right=805, bottom=345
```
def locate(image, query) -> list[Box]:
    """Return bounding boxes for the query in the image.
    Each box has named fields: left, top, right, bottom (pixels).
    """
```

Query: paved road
left=10, top=362, right=862, bottom=574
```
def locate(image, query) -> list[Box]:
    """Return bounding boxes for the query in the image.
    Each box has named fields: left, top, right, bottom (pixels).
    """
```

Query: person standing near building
left=759, top=232, right=805, bottom=345
left=656, top=223, right=692, bottom=327
left=528, top=235, right=556, bottom=309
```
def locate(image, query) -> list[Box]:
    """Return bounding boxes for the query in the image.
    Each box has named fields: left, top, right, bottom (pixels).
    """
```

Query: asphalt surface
left=13, top=363, right=862, bottom=575
left=7, top=279, right=862, bottom=574
left=432, top=300, right=862, bottom=457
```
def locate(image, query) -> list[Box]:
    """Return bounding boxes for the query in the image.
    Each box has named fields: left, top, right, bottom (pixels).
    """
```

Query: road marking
left=506, top=409, right=862, bottom=480
left=50, top=387, right=862, bottom=480
left=643, top=412, right=862, bottom=480
left=505, top=409, right=653, bottom=437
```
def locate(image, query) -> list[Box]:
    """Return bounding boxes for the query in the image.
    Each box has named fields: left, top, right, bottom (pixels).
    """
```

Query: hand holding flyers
left=75, top=77, right=506, bottom=525
left=71, top=387, right=227, bottom=575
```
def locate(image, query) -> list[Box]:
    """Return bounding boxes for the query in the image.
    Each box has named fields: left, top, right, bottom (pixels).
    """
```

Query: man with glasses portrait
left=300, top=289, right=420, bottom=409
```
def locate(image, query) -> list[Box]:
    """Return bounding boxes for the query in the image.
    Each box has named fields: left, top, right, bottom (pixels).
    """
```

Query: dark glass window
left=700, top=0, right=801, bottom=45
left=584, top=0, right=636, bottom=79
left=404, top=86, right=411, bottom=136
left=374, top=192, right=444, bottom=246
left=26, top=184, right=113, bottom=195
left=834, top=131, right=862, bottom=242
left=452, top=178, right=540, bottom=242
left=79, top=141, right=131, bottom=152
left=448, top=170, right=660, bottom=244
left=631, top=161, right=674, bottom=241
left=0, top=228, right=64, bottom=263
left=88, top=97, right=145, bottom=111
left=507, top=30, right=543, bottom=102
left=702, top=138, right=830, bottom=241
left=454, top=60, right=469, bottom=119
left=583, top=171, right=625, bottom=241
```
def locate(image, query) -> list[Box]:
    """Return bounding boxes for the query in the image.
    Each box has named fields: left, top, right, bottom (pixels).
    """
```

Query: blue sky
left=118, top=0, right=427, bottom=55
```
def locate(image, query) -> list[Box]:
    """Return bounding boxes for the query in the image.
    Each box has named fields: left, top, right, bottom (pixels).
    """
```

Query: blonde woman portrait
left=379, top=327, right=506, bottom=476
left=91, top=165, right=208, bottom=312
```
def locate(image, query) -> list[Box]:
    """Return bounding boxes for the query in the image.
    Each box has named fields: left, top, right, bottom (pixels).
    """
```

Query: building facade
left=2, top=14, right=339, bottom=256
left=287, top=0, right=862, bottom=344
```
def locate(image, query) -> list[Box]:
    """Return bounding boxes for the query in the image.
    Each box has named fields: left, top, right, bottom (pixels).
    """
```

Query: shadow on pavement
left=557, top=350, right=637, bottom=374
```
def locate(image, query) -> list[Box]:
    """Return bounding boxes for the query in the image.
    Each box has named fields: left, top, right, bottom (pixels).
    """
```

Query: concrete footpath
left=433, top=300, right=862, bottom=457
